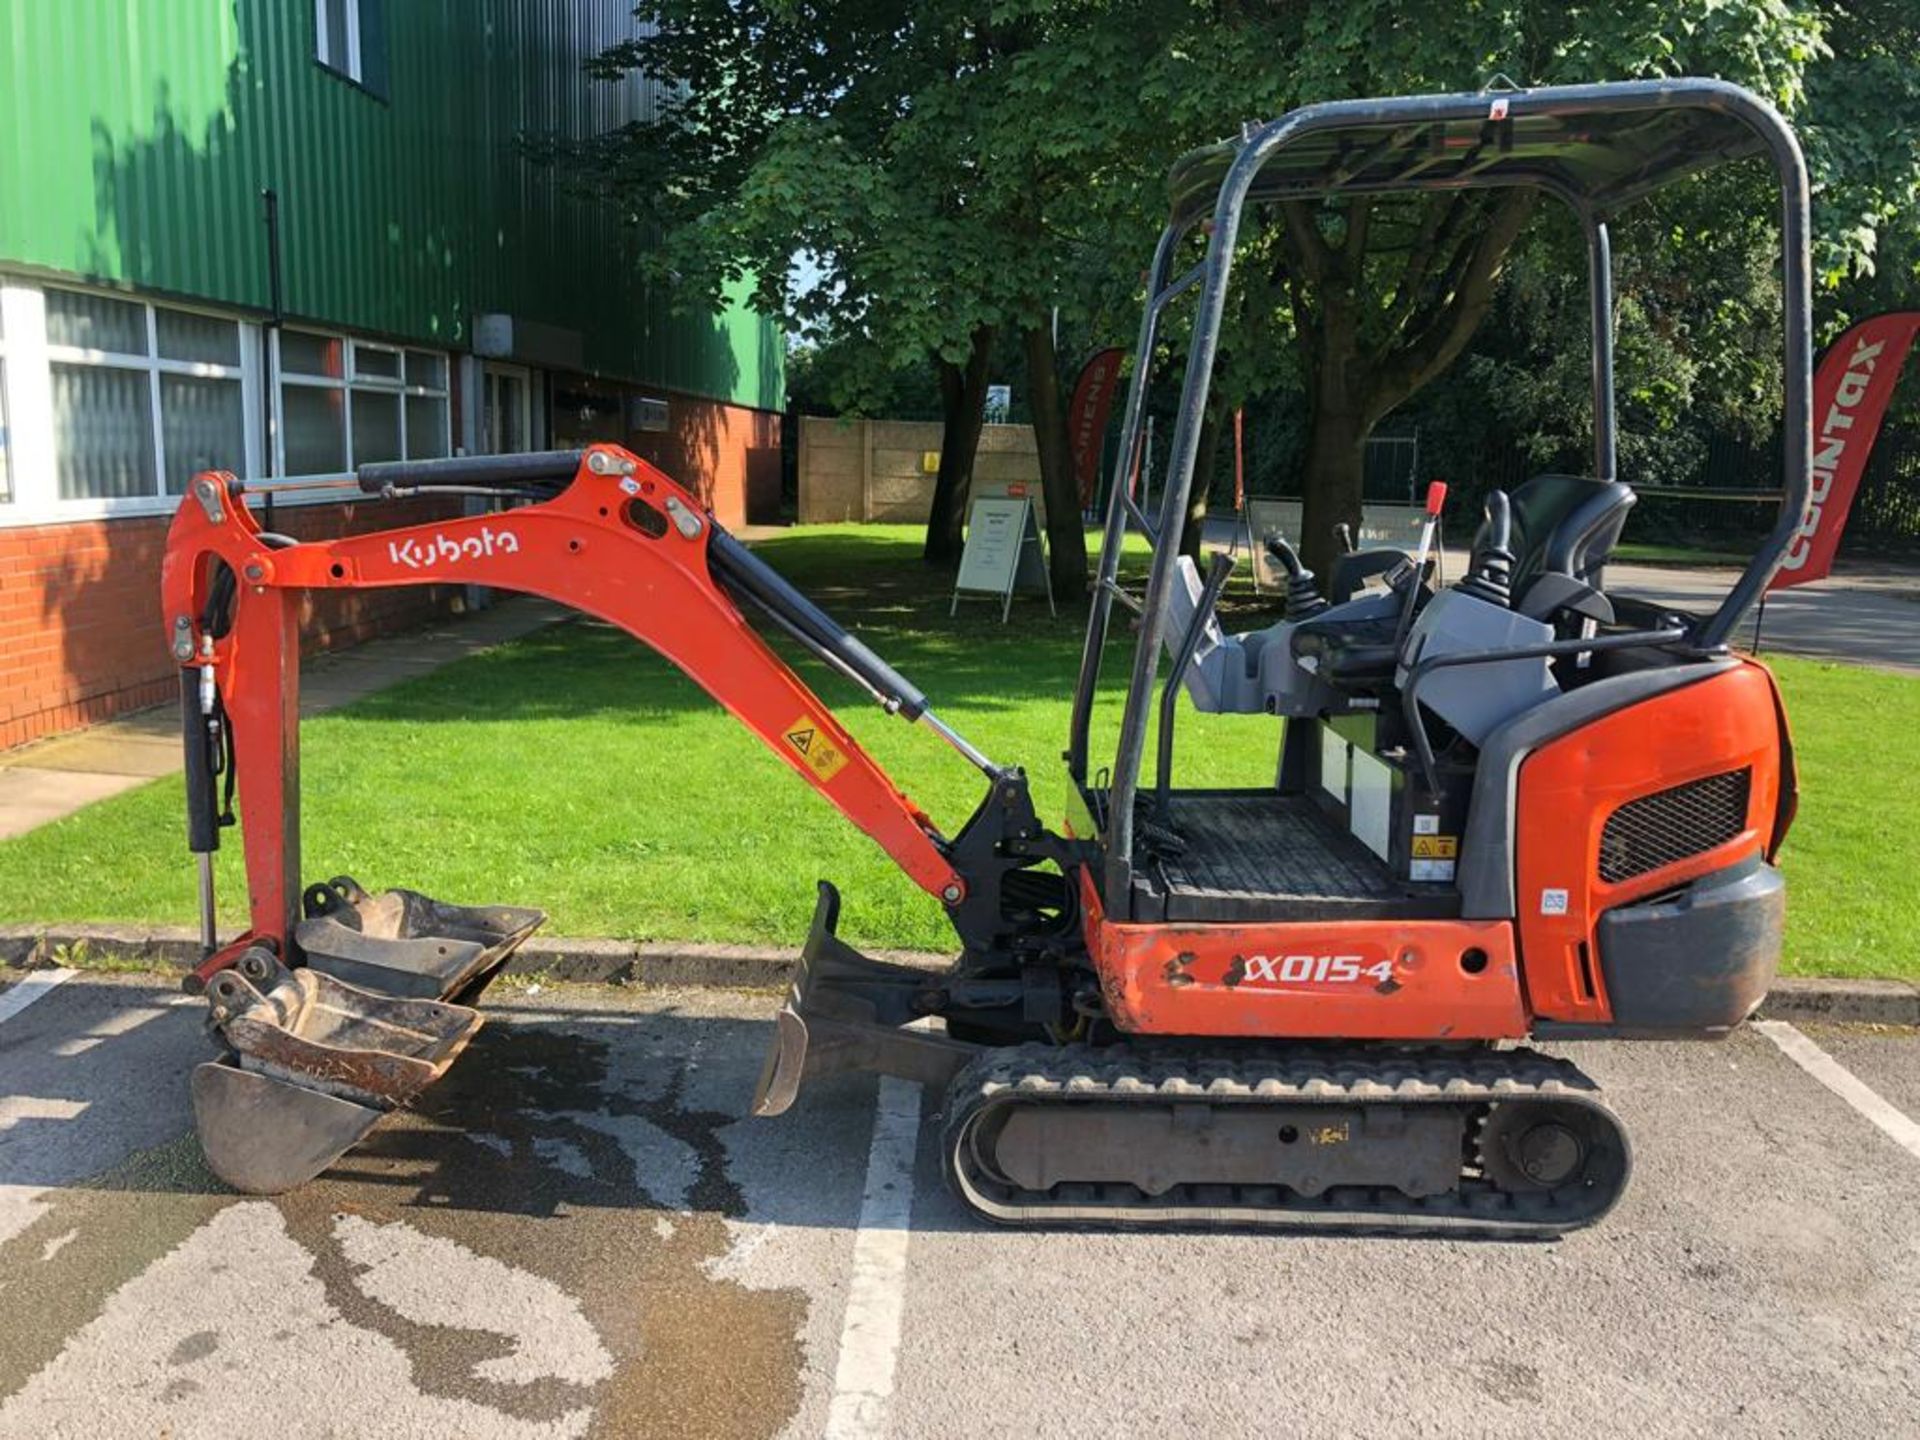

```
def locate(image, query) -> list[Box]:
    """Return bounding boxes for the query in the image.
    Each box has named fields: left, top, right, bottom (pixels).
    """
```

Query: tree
left=565, top=4, right=1189, bottom=598
left=1101, top=1, right=1832, bottom=577
left=562, top=1, right=1885, bottom=588
left=1805, top=0, right=1920, bottom=311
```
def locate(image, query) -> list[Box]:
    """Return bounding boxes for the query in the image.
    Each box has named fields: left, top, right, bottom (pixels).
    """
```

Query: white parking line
left=823, top=1075, right=922, bottom=1440
left=1754, top=1019, right=1920, bottom=1162
left=0, top=967, right=75, bottom=1025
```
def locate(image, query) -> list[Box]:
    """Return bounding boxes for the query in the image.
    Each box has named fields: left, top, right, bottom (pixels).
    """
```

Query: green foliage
left=557, top=2, right=1917, bottom=516
left=1803, top=0, right=1920, bottom=302
left=1458, top=181, right=1787, bottom=481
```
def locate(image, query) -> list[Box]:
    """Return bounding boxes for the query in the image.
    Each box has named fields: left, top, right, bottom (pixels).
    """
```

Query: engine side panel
left=1513, top=660, right=1785, bottom=1024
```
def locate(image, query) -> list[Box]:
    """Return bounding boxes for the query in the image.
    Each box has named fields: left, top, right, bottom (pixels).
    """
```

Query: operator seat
left=1497, top=476, right=1635, bottom=606
left=1484, top=474, right=1636, bottom=622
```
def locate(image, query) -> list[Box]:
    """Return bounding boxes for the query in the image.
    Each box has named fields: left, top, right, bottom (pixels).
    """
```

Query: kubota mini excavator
left=163, top=79, right=1811, bottom=1234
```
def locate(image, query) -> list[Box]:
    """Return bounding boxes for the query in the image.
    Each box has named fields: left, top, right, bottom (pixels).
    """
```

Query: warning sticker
left=1412, top=814, right=1441, bottom=835
left=1540, top=888, right=1570, bottom=916
left=1410, top=859, right=1457, bottom=882
left=1411, top=835, right=1458, bottom=860
left=784, top=715, right=850, bottom=783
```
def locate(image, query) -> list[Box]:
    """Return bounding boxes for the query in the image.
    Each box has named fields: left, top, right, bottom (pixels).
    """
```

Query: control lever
left=1457, top=490, right=1516, bottom=609
left=1260, top=533, right=1329, bottom=619
left=1392, top=481, right=1448, bottom=660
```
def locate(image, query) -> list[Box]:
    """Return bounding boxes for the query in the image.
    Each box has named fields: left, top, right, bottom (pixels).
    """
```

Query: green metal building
left=0, top=0, right=785, bottom=749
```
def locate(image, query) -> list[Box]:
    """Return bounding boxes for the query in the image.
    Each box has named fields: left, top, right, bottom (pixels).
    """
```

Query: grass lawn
left=1611, top=541, right=1752, bottom=568
left=0, top=524, right=1910, bottom=980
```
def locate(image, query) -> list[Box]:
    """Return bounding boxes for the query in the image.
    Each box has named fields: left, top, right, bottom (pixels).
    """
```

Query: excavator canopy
left=1165, top=79, right=1783, bottom=222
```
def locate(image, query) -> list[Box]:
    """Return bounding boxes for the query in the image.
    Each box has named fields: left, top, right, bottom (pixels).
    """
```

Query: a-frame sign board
left=950, top=494, right=1055, bottom=622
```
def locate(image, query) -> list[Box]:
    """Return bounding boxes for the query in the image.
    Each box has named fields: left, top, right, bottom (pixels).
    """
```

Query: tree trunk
left=1298, top=405, right=1367, bottom=583
left=1178, top=409, right=1222, bottom=560
left=1022, top=323, right=1089, bottom=601
left=923, top=324, right=995, bottom=567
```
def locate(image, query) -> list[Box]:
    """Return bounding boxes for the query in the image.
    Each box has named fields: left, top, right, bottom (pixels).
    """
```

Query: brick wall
left=0, top=495, right=463, bottom=752
left=625, top=395, right=784, bottom=529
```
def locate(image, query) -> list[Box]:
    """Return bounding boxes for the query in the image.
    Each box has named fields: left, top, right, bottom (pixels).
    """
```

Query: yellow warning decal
left=784, top=714, right=850, bottom=783
left=1411, top=835, right=1459, bottom=859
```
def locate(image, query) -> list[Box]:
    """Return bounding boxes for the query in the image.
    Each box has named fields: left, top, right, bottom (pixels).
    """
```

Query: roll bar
left=1071, top=78, right=1815, bottom=913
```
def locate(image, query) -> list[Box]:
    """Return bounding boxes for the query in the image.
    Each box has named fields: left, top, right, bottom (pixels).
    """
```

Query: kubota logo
left=387, top=526, right=522, bottom=570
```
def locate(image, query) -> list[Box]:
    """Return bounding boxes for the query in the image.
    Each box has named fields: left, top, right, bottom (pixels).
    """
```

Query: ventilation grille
left=1599, top=768, right=1752, bottom=884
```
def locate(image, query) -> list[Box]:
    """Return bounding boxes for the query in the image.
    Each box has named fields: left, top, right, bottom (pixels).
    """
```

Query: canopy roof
left=1167, top=80, right=1783, bottom=226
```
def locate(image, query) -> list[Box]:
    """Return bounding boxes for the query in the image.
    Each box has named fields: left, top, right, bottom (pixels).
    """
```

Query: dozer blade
left=752, top=881, right=976, bottom=1117
left=194, top=949, right=483, bottom=1193
left=296, top=874, right=545, bottom=1003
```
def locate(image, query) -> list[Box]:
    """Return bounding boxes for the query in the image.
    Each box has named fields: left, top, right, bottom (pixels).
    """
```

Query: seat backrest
left=1481, top=474, right=1636, bottom=606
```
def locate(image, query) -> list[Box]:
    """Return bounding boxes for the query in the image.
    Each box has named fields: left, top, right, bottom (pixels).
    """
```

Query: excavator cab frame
left=1068, top=77, right=1814, bottom=917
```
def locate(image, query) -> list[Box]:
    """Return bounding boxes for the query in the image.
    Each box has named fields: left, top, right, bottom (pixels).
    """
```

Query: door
left=482, top=363, right=533, bottom=454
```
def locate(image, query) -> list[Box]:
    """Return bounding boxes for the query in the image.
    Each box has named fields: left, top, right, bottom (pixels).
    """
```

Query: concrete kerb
left=0, top=924, right=945, bottom=994
left=0, top=925, right=1913, bottom=1026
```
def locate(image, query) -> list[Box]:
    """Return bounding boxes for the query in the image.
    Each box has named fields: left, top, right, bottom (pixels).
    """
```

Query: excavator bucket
left=295, top=874, right=546, bottom=1003
left=191, top=878, right=544, bottom=1194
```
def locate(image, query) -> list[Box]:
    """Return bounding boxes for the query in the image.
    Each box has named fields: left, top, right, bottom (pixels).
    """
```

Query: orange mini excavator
left=163, top=79, right=1811, bottom=1234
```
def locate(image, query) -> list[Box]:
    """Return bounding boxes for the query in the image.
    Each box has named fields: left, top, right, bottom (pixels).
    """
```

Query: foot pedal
left=194, top=947, right=484, bottom=1193
left=295, top=875, right=545, bottom=1002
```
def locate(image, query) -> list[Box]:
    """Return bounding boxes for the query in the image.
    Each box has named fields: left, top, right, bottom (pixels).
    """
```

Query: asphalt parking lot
left=0, top=972, right=1914, bottom=1440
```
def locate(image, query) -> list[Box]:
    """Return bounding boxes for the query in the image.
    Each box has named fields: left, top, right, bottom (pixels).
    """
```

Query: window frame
left=313, top=0, right=363, bottom=85
left=0, top=278, right=455, bottom=527
left=43, top=287, right=251, bottom=504
left=273, top=327, right=451, bottom=479
left=314, top=0, right=387, bottom=99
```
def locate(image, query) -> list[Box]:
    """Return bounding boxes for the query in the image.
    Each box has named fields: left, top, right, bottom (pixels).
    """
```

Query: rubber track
left=941, top=1043, right=1631, bottom=1238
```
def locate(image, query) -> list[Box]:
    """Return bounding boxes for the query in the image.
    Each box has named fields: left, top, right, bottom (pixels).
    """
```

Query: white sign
left=984, top=385, right=1012, bottom=424
left=952, top=496, right=1054, bottom=622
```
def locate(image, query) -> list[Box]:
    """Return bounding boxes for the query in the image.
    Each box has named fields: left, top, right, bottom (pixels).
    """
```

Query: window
left=44, top=288, right=246, bottom=500
left=314, top=0, right=389, bottom=97
left=0, top=304, right=10, bottom=503
left=277, top=330, right=449, bottom=476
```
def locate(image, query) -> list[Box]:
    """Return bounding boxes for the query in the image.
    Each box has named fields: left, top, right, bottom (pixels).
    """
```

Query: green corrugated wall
left=0, top=0, right=781, bottom=411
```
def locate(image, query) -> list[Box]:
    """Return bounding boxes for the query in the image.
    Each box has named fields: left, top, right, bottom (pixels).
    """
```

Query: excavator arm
left=160, top=445, right=977, bottom=985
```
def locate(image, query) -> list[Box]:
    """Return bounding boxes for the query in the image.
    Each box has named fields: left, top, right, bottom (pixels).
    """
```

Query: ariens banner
left=1770, top=310, right=1920, bottom=591
left=1068, top=348, right=1126, bottom=509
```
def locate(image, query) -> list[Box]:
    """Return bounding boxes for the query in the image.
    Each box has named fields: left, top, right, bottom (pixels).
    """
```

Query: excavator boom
left=163, top=445, right=973, bottom=966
